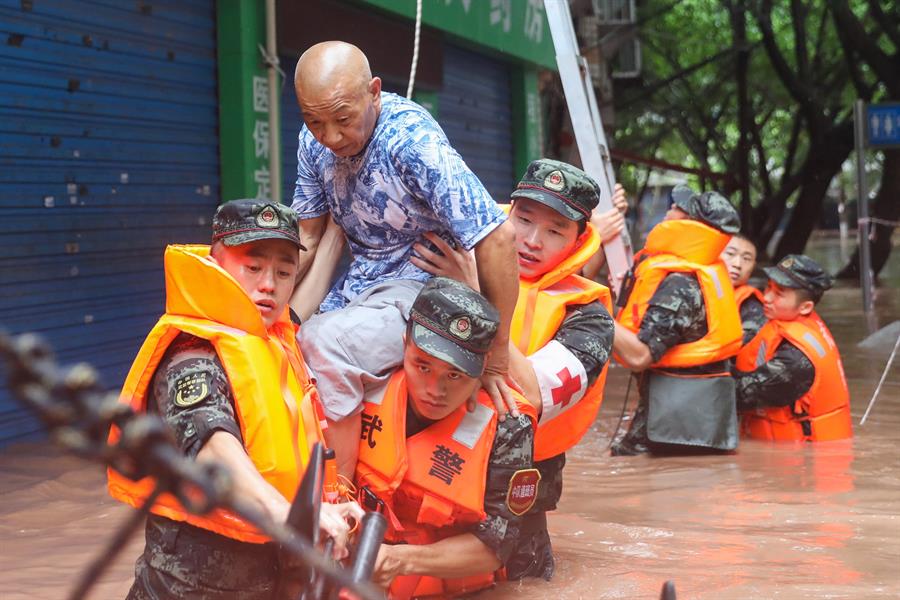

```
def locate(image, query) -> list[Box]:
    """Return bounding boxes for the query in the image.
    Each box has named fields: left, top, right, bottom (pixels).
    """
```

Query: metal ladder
left=544, top=0, right=634, bottom=296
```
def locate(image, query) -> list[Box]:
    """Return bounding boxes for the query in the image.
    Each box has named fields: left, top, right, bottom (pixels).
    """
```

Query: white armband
left=527, top=340, right=589, bottom=425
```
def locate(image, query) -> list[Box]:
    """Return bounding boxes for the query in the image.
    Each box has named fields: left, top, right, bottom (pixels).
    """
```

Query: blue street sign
left=866, top=103, right=900, bottom=148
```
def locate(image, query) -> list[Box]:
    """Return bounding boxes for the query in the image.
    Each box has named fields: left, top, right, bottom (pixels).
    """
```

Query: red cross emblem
left=551, top=367, right=582, bottom=407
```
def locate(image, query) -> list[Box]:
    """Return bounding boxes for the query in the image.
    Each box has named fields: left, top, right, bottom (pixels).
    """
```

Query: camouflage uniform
left=612, top=272, right=729, bottom=455
left=734, top=342, right=814, bottom=411
left=127, top=334, right=281, bottom=600
left=612, top=189, right=741, bottom=456
left=366, top=277, right=536, bottom=586
left=739, top=294, right=767, bottom=345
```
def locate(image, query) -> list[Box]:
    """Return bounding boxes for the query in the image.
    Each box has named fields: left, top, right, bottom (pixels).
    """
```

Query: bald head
left=294, top=41, right=382, bottom=158
left=296, top=41, right=372, bottom=97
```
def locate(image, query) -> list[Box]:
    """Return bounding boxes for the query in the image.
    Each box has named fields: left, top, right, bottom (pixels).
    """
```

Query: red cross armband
left=526, top=340, right=589, bottom=424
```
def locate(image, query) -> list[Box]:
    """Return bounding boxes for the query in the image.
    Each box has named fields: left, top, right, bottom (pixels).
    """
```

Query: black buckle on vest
left=615, top=267, right=637, bottom=311
left=800, top=420, right=812, bottom=438
left=792, top=407, right=813, bottom=439
left=358, top=485, right=385, bottom=514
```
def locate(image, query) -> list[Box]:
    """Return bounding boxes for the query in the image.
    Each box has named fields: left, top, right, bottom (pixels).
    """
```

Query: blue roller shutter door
left=0, top=0, right=219, bottom=445
left=281, top=57, right=302, bottom=204
left=437, top=44, right=514, bottom=203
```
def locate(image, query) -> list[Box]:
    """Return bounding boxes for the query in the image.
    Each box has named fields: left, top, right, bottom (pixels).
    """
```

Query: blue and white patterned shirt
left=292, top=92, right=506, bottom=312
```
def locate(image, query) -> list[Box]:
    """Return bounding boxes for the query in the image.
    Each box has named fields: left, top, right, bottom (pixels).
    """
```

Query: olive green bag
left=647, top=372, right=738, bottom=450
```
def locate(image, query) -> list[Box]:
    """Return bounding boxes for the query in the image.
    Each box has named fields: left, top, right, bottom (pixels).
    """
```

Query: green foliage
left=613, top=0, right=894, bottom=212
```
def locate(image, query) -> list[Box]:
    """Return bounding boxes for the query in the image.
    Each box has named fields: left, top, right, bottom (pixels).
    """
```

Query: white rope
left=859, top=332, right=900, bottom=425
left=406, top=0, right=423, bottom=99
left=258, top=43, right=287, bottom=84
left=858, top=216, right=900, bottom=228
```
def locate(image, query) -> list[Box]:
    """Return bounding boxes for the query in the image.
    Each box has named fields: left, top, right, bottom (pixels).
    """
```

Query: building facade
left=0, top=0, right=554, bottom=445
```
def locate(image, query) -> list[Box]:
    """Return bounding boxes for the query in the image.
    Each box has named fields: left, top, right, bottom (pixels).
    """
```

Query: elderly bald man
left=290, top=41, right=519, bottom=476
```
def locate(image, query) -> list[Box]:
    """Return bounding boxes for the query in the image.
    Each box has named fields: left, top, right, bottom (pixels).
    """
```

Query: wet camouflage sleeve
left=469, top=414, right=534, bottom=563
left=553, top=300, right=614, bottom=387
left=130, top=514, right=279, bottom=599
left=533, top=454, right=565, bottom=512
left=734, top=340, right=815, bottom=411
left=637, top=273, right=707, bottom=363
left=739, top=296, right=767, bottom=345
left=150, top=333, right=243, bottom=458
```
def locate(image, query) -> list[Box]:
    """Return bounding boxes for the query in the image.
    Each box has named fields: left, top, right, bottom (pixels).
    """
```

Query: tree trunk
left=772, top=121, right=854, bottom=260
left=836, top=148, right=900, bottom=281
left=752, top=168, right=804, bottom=258
left=750, top=114, right=805, bottom=256
left=730, top=1, right=753, bottom=231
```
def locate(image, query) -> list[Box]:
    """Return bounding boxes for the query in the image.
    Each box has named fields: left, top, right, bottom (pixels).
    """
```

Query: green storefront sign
left=217, top=0, right=275, bottom=203
left=357, top=0, right=556, bottom=69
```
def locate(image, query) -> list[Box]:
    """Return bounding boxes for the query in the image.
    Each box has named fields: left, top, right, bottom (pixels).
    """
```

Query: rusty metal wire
left=0, top=331, right=383, bottom=600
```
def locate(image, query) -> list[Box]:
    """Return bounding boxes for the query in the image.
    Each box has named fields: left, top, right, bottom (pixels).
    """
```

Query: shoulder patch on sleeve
left=506, top=468, right=541, bottom=516
left=173, top=371, right=213, bottom=408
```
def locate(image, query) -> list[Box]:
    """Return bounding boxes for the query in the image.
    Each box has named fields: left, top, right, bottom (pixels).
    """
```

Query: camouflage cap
left=690, top=191, right=741, bottom=234
left=669, top=183, right=696, bottom=214
left=212, top=199, right=306, bottom=250
left=407, top=277, right=500, bottom=378
left=763, top=254, right=833, bottom=295
left=510, top=158, right=600, bottom=222
left=667, top=186, right=740, bottom=234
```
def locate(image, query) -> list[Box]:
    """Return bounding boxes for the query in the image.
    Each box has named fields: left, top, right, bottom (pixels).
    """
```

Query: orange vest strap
left=734, top=284, right=764, bottom=307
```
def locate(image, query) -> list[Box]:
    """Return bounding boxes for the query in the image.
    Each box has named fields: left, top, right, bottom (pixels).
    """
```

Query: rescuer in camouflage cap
left=212, top=199, right=306, bottom=250
left=407, top=276, right=500, bottom=378
left=510, top=158, right=600, bottom=222
left=764, top=254, right=833, bottom=301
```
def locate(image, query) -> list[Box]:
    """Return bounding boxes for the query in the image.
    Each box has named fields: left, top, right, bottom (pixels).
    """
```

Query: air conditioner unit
left=612, top=37, right=641, bottom=78
left=592, top=0, right=636, bottom=24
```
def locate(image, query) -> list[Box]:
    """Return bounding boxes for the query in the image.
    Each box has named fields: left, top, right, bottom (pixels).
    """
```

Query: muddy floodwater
left=2, top=235, right=899, bottom=599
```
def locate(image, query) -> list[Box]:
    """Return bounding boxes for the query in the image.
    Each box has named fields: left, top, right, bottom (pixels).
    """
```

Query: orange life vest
left=107, top=245, right=325, bottom=543
left=617, top=219, right=742, bottom=367
left=510, top=221, right=613, bottom=461
left=736, top=312, right=852, bottom=442
left=734, top=284, right=764, bottom=308
left=356, top=370, right=536, bottom=599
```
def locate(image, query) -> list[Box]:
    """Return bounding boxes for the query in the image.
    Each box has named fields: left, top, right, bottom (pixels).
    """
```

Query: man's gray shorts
left=298, top=279, right=424, bottom=421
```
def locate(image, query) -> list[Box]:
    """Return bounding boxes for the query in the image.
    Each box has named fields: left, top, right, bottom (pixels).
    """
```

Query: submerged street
left=1, top=236, right=898, bottom=599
